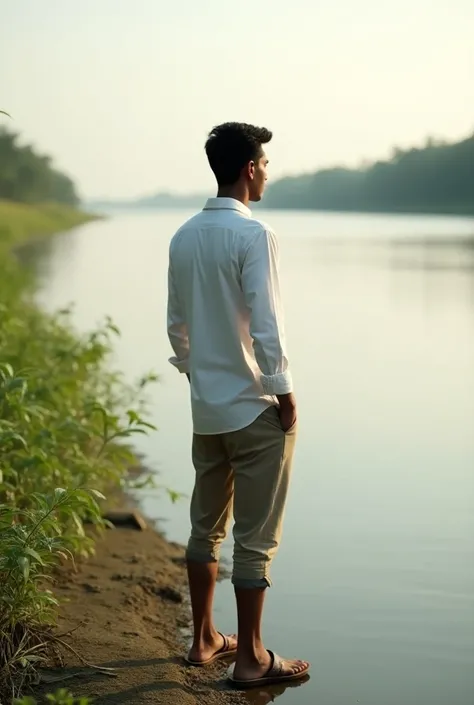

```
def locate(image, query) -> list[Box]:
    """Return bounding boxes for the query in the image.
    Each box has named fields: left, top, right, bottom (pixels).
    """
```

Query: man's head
left=205, top=122, right=272, bottom=202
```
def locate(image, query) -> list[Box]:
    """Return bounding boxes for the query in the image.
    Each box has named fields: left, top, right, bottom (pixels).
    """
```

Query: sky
left=2, top=0, right=474, bottom=200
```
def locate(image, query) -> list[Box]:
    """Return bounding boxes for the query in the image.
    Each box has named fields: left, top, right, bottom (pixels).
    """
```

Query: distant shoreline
left=86, top=200, right=474, bottom=219
left=90, top=131, right=473, bottom=219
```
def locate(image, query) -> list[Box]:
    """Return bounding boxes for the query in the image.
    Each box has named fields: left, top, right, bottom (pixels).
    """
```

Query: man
left=167, top=122, right=309, bottom=687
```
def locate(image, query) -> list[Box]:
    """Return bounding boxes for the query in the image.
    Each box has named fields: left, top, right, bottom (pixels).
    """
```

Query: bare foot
left=231, top=650, right=309, bottom=685
left=186, top=632, right=237, bottom=664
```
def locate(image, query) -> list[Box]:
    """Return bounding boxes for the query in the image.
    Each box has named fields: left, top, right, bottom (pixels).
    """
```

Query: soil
left=33, top=515, right=247, bottom=705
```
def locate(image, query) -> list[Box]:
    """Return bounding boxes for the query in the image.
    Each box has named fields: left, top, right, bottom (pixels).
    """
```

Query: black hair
left=205, top=122, right=272, bottom=187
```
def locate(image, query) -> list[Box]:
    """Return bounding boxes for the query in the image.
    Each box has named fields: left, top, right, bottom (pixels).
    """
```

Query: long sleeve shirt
left=167, top=197, right=293, bottom=435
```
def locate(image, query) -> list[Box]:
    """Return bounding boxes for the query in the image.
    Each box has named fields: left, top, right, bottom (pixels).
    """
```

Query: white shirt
left=167, top=197, right=293, bottom=435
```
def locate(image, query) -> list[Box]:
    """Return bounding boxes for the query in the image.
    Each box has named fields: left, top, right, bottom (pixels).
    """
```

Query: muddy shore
left=34, top=514, right=246, bottom=705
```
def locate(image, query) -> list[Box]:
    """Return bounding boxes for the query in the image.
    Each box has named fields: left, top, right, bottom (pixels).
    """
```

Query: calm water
left=29, top=210, right=474, bottom=705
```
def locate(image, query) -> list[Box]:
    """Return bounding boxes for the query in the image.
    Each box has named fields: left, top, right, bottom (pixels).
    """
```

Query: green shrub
left=0, top=488, right=103, bottom=698
left=0, top=330, right=156, bottom=514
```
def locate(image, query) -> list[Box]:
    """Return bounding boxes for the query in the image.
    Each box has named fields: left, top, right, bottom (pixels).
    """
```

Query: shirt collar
left=203, top=197, right=252, bottom=218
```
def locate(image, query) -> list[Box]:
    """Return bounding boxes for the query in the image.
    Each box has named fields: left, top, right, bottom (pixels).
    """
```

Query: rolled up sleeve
left=167, top=260, right=190, bottom=374
left=241, top=228, right=293, bottom=396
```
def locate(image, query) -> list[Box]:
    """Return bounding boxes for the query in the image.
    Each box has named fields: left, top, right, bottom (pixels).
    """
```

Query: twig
left=46, top=633, right=117, bottom=675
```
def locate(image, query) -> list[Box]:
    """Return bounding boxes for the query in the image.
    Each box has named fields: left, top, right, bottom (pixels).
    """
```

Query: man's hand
left=276, top=392, right=297, bottom=432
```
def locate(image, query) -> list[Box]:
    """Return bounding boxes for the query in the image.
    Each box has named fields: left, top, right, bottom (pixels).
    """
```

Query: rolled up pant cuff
left=186, top=547, right=219, bottom=563
left=232, top=575, right=271, bottom=589
left=186, top=549, right=272, bottom=588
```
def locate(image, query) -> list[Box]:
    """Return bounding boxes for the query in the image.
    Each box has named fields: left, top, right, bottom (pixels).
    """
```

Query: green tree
left=265, top=131, right=474, bottom=215
left=0, top=128, right=79, bottom=206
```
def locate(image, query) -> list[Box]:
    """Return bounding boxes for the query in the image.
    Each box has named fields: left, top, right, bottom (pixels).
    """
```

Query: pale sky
left=2, top=0, right=473, bottom=200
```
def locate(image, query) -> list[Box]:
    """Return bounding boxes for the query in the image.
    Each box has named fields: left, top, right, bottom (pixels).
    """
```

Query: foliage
left=0, top=249, right=157, bottom=700
left=0, top=127, right=79, bottom=205
left=265, top=132, right=474, bottom=215
left=14, top=689, right=92, bottom=704
left=0, top=302, right=156, bottom=512
left=1, top=490, right=100, bottom=620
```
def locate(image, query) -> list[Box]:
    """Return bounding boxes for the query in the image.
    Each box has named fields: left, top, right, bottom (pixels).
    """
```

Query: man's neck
left=216, top=185, right=250, bottom=208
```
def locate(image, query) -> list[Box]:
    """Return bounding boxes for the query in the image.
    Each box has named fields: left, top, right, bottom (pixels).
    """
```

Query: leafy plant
left=1, top=488, right=104, bottom=620
left=0, top=296, right=157, bottom=514
left=0, top=490, right=99, bottom=697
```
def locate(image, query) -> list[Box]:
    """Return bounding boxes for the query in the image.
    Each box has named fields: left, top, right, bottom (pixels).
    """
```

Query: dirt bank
left=33, top=515, right=245, bottom=705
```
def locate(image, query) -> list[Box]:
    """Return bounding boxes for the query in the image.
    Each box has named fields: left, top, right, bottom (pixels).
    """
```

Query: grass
left=0, top=200, right=99, bottom=249
left=0, top=203, right=157, bottom=701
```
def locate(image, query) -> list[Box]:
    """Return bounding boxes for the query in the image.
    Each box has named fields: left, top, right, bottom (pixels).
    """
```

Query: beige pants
left=186, top=406, right=297, bottom=588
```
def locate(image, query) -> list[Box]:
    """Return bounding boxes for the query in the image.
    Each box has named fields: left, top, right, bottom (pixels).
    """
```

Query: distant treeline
left=0, top=127, right=79, bottom=205
left=88, top=191, right=205, bottom=210
left=265, top=133, right=474, bottom=215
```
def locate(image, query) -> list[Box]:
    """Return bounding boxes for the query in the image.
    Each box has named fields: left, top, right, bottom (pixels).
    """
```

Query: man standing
left=167, top=123, right=309, bottom=687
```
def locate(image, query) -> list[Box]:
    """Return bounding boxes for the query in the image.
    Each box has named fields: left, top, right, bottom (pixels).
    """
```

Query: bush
left=1, top=489, right=102, bottom=695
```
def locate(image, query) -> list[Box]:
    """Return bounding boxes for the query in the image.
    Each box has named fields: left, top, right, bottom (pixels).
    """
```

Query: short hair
left=205, top=122, right=272, bottom=187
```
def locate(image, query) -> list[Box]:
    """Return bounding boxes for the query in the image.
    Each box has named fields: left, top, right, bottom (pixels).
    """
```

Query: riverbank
left=31, top=506, right=245, bottom=705
left=0, top=205, right=166, bottom=703
left=0, top=200, right=99, bottom=248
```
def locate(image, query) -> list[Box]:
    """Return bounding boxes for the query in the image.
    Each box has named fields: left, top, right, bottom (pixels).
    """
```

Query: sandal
left=185, top=632, right=237, bottom=666
left=227, top=650, right=310, bottom=688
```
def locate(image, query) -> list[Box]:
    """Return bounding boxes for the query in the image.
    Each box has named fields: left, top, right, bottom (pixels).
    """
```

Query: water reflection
left=243, top=676, right=311, bottom=704
left=16, top=228, right=78, bottom=271
left=300, top=235, right=474, bottom=276
left=388, top=237, right=474, bottom=273
left=384, top=238, right=474, bottom=315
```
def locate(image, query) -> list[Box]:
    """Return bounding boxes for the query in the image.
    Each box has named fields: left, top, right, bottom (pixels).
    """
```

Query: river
left=28, top=209, right=474, bottom=705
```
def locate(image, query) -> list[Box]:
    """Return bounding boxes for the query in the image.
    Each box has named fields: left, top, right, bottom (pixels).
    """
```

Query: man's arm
left=241, top=228, right=296, bottom=429
left=167, top=260, right=190, bottom=375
